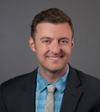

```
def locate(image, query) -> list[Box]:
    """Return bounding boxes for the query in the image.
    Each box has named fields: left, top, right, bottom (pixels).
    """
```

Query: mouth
left=47, top=56, right=63, bottom=61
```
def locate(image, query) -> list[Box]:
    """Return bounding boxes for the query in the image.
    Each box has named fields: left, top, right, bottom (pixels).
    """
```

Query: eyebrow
left=40, top=37, right=52, bottom=40
left=59, top=37, right=70, bottom=41
left=40, top=36, right=70, bottom=41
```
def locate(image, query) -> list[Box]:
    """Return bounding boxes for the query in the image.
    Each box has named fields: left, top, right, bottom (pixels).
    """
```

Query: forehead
left=36, top=22, right=72, bottom=38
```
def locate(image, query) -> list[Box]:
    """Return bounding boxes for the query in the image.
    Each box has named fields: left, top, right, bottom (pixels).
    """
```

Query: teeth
left=49, top=57, right=60, bottom=60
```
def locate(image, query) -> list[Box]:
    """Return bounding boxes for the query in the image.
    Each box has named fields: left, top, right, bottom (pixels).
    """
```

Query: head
left=31, top=8, right=74, bottom=40
left=29, top=8, right=74, bottom=80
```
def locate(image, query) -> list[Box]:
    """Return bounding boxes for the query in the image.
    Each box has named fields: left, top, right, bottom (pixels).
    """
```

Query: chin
left=48, top=69, right=60, bottom=73
left=47, top=66, right=65, bottom=73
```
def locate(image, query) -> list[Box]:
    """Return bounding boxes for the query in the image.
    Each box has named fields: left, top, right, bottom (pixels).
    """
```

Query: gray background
left=0, top=0, right=100, bottom=84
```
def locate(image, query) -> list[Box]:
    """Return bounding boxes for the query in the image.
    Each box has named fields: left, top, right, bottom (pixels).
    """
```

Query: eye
left=42, top=39, right=51, bottom=44
left=59, top=39, right=69, bottom=44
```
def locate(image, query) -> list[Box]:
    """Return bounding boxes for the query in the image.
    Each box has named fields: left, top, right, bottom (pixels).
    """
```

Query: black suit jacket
left=0, top=65, right=100, bottom=112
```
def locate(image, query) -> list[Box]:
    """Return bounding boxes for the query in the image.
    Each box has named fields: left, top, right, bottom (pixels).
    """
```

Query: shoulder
left=69, top=65, right=100, bottom=91
left=68, top=66, right=100, bottom=103
left=75, top=68, right=100, bottom=86
left=73, top=68, right=100, bottom=96
left=0, top=68, right=37, bottom=93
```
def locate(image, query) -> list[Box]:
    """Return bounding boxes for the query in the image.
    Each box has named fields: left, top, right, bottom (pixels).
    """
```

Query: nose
left=50, top=40, right=61, bottom=54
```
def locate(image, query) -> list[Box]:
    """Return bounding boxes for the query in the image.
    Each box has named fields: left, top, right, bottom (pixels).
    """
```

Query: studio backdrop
left=0, top=0, right=100, bottom=84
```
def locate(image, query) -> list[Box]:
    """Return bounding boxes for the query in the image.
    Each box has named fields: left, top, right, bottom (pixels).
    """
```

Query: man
left=0, top=8, right=100, bottom=112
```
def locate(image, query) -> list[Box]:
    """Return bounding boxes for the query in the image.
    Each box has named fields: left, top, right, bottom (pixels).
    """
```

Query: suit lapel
left=19, top=69, right=37, bottom=112
left=60, top=66, right=83, bottom=112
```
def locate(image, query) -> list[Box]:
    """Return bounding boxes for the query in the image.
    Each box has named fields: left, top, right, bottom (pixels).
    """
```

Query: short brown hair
left=31, top=8, right=74, bottom=39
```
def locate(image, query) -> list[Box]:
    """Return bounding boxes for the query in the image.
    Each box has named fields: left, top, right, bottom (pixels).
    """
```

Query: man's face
left=29, top=22, right=74, bottom=73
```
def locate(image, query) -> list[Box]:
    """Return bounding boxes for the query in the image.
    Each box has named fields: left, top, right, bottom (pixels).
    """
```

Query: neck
left=38, top=65, right=68, bottom=83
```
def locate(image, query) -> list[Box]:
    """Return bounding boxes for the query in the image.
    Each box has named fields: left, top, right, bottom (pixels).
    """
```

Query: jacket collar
left=60, top=65, right=83, bottom=112
left=19, top=68, right=37, bottom=112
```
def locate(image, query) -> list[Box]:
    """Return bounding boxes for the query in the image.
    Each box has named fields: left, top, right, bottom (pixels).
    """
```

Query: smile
left=47, top=56, right=63, bottom=60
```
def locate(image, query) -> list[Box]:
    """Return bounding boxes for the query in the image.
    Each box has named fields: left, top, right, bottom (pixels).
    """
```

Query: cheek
left=36, top=45, right=49, bottom=55
left=62, top=47, right=72, bottom=54
left=41, top=44, right=50, bottom=51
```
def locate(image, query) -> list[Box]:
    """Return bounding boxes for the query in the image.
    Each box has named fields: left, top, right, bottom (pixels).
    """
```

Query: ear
left=71, top=37, right=74, bottom=49
left=29, top=37, right=36, bottom=52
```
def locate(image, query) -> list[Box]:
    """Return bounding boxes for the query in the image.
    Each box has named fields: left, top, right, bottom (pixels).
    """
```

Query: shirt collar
left=53, top=65, right=69, bottom=93
left=37, top=65, right=69, bottom=93
left=37, top=70, right=49, bottom=92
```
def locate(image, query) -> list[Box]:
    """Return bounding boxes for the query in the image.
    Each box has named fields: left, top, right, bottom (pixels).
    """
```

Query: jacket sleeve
left=98, top=106, right=100, bottom=112
left=0, top=85, right=6, bottom=112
